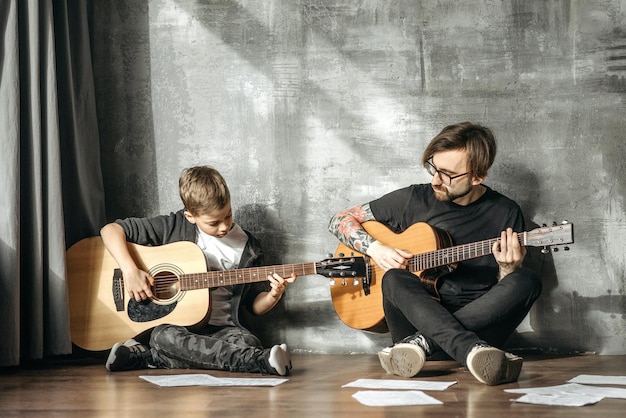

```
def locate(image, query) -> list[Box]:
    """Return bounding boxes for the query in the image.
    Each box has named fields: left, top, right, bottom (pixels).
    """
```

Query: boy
left=101, top=166, right=295, bottom=375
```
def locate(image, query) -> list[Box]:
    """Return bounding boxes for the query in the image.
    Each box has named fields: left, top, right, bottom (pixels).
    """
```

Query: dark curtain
left=0, top=0, right=105, bottom=366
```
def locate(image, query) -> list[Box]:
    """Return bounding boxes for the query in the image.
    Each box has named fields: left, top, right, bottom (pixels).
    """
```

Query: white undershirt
left=196, top=223, right=248, bottom=327
left=196, top=223, right=247, bottom=271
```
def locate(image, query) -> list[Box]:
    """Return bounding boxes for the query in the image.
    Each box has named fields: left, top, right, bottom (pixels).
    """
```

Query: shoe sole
left=105, top=339, right=140, bottom=372
left=377, top=349, right=393, bottom=374
left=467, top=348, right=523, bottom=385
left=387, top=343, right=426, bottom=378
left=105, top=342, right=124, bottom=371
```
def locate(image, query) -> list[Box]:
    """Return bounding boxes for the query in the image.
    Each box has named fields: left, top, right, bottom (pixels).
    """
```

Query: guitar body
left=331, top=221, right=452, bottom=332
left=66, top=237, right=209, bottom=351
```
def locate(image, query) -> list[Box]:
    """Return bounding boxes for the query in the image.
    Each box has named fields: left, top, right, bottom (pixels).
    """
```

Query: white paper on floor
left=512, top=393, right=604, bottom=407
left=139, top=374, right=288, bottom=387
left=351, top=390, right=443, bottom=407
left=568, top=374, right=626, bottom=386
left=505, top=382, right=626, bottom=406
left=343, top=378, right=456, bottom=391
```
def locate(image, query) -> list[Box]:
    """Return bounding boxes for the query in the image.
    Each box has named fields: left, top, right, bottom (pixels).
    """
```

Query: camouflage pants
left=148, top=324, right=266, bottom=372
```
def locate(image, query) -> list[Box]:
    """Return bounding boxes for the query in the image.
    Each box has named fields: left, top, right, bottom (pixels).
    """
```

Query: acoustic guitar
left=330, top=221, right=574, bottom=333
left=66, top=237, right=367, bottom=351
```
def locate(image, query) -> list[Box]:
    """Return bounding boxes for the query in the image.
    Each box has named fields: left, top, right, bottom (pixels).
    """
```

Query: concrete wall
left=93, top=0, right=626, bottom=355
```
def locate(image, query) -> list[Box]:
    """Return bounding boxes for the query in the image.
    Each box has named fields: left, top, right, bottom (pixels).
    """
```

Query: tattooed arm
left=328, top=203, right=411, bottom=271
left=328, top=203, right=377, bottom=253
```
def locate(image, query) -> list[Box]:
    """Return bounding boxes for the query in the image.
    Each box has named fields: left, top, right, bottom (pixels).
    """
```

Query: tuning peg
left=564, top=246, right=570, bottom=251
left=561, top=220, right=569, bottom=225
left=353, top=278, right=359, bottom=286
left=329, top=278, right=336, bottom=286
left=327, top=253, right=334, bottom=258
left=542, top=223, right=547, bottom=227
left=541, top=247, right=550, bottom=254
left=553, top=247, right=559, bottom=252
left=338, top=253, right=344, bottom=257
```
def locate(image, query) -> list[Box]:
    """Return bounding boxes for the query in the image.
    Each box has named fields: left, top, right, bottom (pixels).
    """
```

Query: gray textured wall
left=94, top=0, right=626, bottom=355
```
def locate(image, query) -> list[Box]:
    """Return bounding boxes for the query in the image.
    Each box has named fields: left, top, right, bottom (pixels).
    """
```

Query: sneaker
left=377, top=333, right=429, bottom=378
left=105, top=339, right=156, bottom=372
left=466, top=343, right=523, bottom=385
left=252, top=344, right=292, bottom=376
left=397, top=333, right=433, bottom=355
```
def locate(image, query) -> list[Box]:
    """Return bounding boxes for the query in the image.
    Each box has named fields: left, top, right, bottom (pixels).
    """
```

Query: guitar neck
left=178, top=262, right=318, bottom=291
left=410, top=234, right=525, bottom=271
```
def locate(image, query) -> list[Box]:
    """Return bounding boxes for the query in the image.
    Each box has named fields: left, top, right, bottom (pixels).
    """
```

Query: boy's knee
left=150, top=324, right=185, bottom=347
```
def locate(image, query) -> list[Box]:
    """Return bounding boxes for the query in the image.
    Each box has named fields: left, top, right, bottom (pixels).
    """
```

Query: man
left=328, top=122, right=541, bottom=385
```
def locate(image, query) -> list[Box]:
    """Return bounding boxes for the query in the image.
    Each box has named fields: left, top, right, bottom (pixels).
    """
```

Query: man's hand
left=366, top=240, right=412, bottom=272
left=492, top=228, right=526, bottom=280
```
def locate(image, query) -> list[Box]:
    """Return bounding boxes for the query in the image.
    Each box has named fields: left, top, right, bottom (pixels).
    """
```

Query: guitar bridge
left=112, top=268, right=124, bottom=312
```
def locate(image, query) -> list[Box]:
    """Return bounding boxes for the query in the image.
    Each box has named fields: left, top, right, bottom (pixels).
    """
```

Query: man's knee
left=507, top=267, right=542, bottom=299
left=382, top=269, right=431, bottom=298
left=381, top=269, right=410, bottom=292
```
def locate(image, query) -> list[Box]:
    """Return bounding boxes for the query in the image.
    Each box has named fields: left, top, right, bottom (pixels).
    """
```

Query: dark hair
left=421, top=122, right=497, bottom=179
left=179, top=166, right=230, bottom=215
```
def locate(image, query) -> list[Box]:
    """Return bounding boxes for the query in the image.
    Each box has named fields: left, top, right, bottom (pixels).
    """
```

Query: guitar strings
left=142, top=262, right=321, bottom=294
left=409, top=235, right=524, bottom=270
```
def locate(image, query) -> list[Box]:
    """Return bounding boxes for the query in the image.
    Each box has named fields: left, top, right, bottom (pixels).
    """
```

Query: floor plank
left=1, top=353, right=624, bottom=417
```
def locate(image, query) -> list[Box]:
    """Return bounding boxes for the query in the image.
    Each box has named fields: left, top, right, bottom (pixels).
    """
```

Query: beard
left=432, top=182, right=473, bottom=202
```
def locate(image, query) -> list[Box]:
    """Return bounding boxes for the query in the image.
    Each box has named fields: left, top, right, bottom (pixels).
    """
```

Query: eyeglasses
left=426, top=159, right=468, bottom=185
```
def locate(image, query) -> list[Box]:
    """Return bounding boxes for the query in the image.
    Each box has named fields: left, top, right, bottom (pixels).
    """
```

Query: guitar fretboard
left=410, top=234, right=525, bottom=271
left=179, top=263, right=318, bottom=290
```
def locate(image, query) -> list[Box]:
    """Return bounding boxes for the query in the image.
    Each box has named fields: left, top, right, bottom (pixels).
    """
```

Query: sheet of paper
left=505, top=382, right=626, bottom=406
left=343, top=378, right=456, bottom=391
left=139, top=374, right=288, bottom=387
left=568, top=374, right=626, bottom=385
left=512, top=393, right=604, bottom=407
left=351, top=390, right=443, bottom=407
left=505, top=383, right=626, bottom=399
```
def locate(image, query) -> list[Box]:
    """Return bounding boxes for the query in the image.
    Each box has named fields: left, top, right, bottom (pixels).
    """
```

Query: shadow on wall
left=500, top=164, right=625, bottom=355
left=235, top=203, right=288, bottom=265
left=235, top=204, right=292, bottom=345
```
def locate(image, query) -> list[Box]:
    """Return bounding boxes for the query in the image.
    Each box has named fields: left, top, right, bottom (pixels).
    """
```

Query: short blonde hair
left=179, top=166, right=230, bottom=215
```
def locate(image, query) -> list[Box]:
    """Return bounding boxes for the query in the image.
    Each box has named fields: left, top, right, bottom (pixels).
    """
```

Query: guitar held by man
left=329, top=220, right=573, bottom=332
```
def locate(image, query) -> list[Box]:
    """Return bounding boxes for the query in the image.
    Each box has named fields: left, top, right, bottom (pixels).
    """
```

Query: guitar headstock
left=525, top=221, right=574, bottom=252
left=316, top=256, right=368, bottom=278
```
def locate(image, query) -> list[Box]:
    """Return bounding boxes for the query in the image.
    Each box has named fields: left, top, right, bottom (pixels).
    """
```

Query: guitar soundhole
left=152, top=270, right=181, bottom=302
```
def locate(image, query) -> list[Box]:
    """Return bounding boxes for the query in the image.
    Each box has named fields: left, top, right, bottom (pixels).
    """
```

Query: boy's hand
left=267, top=272, right=296, bottom=299
left=123, top=267, right=155, bottom=301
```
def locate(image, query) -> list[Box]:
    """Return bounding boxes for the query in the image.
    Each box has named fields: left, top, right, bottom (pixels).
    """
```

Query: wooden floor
left=1, top=353, right=624, bottom=417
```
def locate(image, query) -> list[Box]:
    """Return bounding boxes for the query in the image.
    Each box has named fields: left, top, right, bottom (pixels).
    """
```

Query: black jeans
left=381, top=267, right=542, bottom=366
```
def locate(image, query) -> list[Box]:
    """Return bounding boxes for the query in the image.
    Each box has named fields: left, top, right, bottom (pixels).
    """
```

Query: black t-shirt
left=369, top=184, right=525, bottom=282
